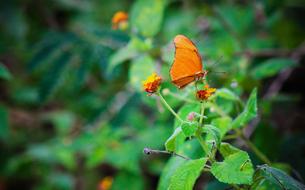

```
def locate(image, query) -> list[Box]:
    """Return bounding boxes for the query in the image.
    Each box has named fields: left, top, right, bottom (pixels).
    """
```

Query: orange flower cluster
left=196, top=85, right=216, bottom=101
left=98, top=176, right=113, bottom=190
left=142, top=73, right=162, bottom=94
left=112, top=11, right=128, bottom=30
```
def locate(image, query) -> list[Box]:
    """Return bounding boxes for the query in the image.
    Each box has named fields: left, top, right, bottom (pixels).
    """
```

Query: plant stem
left=236, top=129, right=272, bottom=165
left=196, top=102, right=210, bottom=155
left=157, top=91, right=183, bottom=123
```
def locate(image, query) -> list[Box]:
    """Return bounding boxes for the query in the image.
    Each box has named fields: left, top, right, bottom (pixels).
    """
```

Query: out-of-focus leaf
left=39, top=52, right=72, bottom=102
left=111, top=171, right=144, bottom=190
left=0, top=63, right=12, bottom=80
left=107, top=42, right=138, bottom=74
left=0, top=105, right=9, bottom=141
left=253, top=165, right=305, bottom=190
left=211, top=117, right=232, bottom=139
left=48, top=172, right=74, bottom=190
left=168, top=158, right=207, bottom=190
left=216, top=88, right=240, bottom=101
left=232, top=88, right=257, bottom=129
left=43, top=111, right=75, bottom=135
left=251, top=58, right=297, bottom=79
left=211, top=151, right=254, bottom=185
left=129, top=55, right=155, bottom=91
left=130, top=0, right=167, bottom=37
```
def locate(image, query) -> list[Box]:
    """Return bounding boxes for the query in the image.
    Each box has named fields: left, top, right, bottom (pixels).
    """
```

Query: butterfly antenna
left=210, top=55, right=223, bottom=68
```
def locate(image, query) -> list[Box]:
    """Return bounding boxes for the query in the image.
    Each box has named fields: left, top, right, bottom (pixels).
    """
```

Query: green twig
left=236, top=129, right=272, bottom=165
left=196, top=102, right=210, bottom=155
left=157, top=91, right=183, bottom=123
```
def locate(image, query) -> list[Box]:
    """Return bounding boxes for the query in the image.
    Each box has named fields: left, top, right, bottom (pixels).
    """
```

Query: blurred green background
left=1, top=0, right=305, bottom=189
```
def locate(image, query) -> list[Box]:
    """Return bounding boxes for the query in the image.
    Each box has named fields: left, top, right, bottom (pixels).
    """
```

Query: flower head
left=142, top=73, right=162, bottom=94
left=196, top=85, right=216, bottom=101
left=98, top=176, right=113, bottom=190
left=112, top=11, right=128, bottom=30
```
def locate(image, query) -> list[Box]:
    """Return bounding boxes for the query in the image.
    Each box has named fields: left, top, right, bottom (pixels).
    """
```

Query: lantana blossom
left=196, top=84, right=216, bottom=101
left=142, top=73, right=162, bottom=94
left=112, top=11, right=128, bottom=30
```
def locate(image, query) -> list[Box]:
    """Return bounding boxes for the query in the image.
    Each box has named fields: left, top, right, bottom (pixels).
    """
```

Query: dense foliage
left=1, top=0, right=305, bottom=189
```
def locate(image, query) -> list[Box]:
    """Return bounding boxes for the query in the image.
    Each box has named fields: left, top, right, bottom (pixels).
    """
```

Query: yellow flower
left=98, top=176, right=113, bottom=190
left=142, top=73, right=162, bottom=94
left=112, top=11, right=128, bottom=30
left=196, top=86, right=216, bottom=101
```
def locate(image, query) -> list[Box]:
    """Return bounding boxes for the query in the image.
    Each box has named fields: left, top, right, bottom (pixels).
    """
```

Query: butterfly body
left=170, top=35, right=207, bottom=88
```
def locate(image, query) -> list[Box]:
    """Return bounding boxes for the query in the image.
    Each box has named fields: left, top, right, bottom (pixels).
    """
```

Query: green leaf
left=0, top=105, right=9, bottom=141
left=232, top=88, right=257, bottom=129
left=129, top=55, right=156, bottom=91
left=203, top=125, right=221, bottom=147
left=158, top=140, right=203, bottom=190
left=219, top=143, right=242, bottom=158
left=211, top=117, right=232, bottom=139
left=130, top=0, right=167, bottom=37
left=216, top=88, right=239, bottom=101
left=107, top=42, right=138, bottom=74
left=39, top=52, right=72, bottom=102
left=168, top=158, right=207, bottom=190
left=254, top=165, right=305, bottom=190
left=0, top=63, right=12, bottom=80
left=181, top=122, right=197, bottom=137
left=251, top=58, right=297, bottom=80
left=211, top=151, right=254, bottom=185
left=165, top=127, right=183, bottom=152
left=174, top=103, right=200, bottom=127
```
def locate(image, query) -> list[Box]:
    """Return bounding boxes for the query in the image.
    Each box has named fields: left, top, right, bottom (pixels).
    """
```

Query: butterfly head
left=194, top=71, right=207, bottom=81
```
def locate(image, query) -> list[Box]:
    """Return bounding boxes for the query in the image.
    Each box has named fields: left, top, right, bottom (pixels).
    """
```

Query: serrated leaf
left=251, top=58, right=297, bottom=80
left=219, top=143, right=242, bottom=158
left=211, top=117, right=232, bottom=139
left=129, top=55, right=156, bottom=91
left=0, top=63, right=12, bottom=80
left=168, top=158, right=207, bottom=190
left=165, top=127, right=183, bottom=152
left=203, top=125, right=221, bottom=147
left=211, top=151, right=254, bottom=185
left=181, top=122, right=197, bottom=137
left=130, top=0, right=167, bottom=37
left=232, top=88, right=257, bottom=129
left=254, top=165, right=305, bottom=190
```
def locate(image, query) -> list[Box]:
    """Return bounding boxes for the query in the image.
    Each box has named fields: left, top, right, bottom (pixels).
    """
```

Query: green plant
left=142, top=73, right=304, bottom=189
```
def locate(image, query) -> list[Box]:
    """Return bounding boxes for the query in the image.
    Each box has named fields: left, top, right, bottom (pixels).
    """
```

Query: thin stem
left=166, top=90, right=197, bottom=104
left=223, top=134, right=239, bottom=140
left=157, top=91, right=183, bottom=123
left=143, top=148, right=190, bottom=160
left=236, top=129, right=272, bottom=165
left=196, top=102, right=210, bottom=155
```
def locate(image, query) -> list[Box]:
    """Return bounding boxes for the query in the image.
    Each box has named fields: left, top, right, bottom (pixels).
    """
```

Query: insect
left=170, top=34, right=208, bottom=88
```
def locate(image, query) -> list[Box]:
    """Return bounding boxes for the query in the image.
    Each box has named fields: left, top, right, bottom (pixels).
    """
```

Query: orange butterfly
left=170, top=35, right=207, bottom=88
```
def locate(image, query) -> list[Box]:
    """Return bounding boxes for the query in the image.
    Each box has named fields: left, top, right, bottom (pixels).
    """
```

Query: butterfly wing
left=170, top=35, right=203, bottom=88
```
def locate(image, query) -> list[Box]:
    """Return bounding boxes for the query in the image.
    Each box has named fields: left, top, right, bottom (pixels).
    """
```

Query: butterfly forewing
left=170, top=35, right=203, bottom=88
